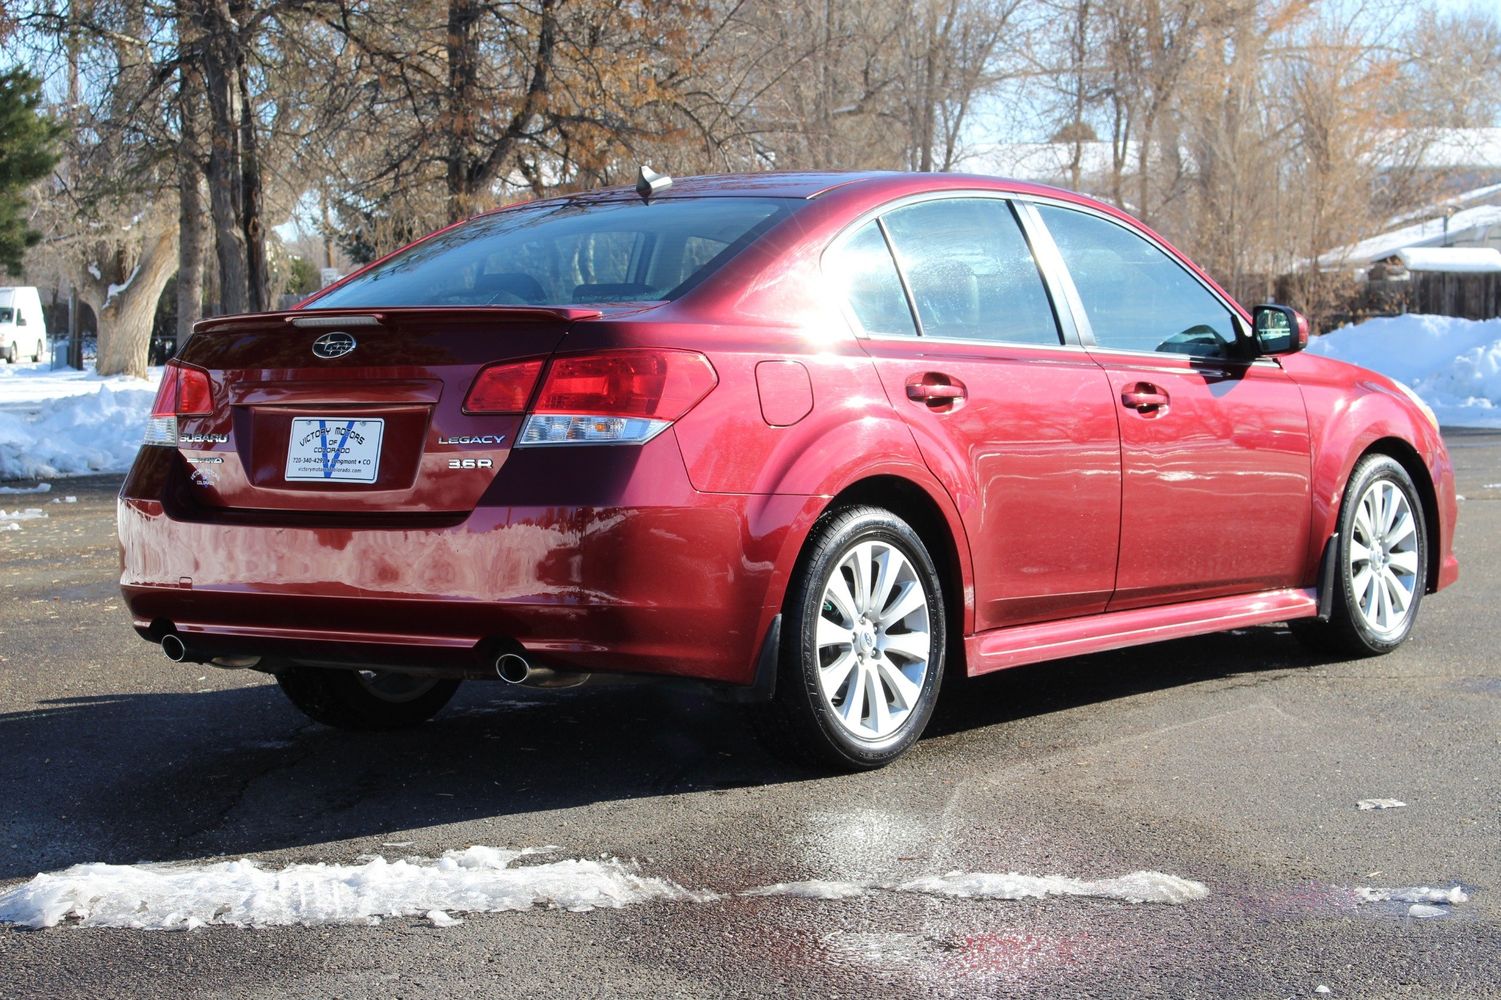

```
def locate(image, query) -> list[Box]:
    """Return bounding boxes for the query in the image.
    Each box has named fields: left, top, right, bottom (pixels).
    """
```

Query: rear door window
left=880, top=199, right=1061, bottom=346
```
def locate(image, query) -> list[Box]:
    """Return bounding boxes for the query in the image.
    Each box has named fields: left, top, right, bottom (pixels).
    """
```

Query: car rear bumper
left=118, top=435, right=822, bottom=686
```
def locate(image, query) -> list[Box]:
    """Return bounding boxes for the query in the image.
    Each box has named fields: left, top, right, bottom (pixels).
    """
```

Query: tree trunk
left=445, top=0, right=480, bottom=221
left=94, top=224, right=180, bottom=378
left=195, top=0, right=250, bottom=314
left=176, top=54, right=207, bottom=346
left=236, top=38, right=269, bottom=311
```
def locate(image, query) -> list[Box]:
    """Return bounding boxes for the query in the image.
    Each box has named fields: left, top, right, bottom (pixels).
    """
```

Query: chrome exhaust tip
left=495, top=653, right=531, bottom=684
left=161, top=633, right=190, bottom=663
left=494, top=652, right=590, bottom=689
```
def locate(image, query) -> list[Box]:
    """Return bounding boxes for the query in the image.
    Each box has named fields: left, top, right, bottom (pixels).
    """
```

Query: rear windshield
left=311, top=197, right=797, bottom=309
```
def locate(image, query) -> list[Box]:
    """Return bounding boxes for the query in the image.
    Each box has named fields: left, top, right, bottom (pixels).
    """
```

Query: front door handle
left=1121, top=383, right=1169, bottom=412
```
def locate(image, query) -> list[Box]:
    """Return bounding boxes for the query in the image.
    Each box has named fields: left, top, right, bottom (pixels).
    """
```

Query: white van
left=0, top=286, right=49, bottom=364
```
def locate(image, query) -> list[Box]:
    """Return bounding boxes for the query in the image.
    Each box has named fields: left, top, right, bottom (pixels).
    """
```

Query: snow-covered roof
left=1398, top=247, right=1501, bottom=273
left=1318, top=202, right=1501, bottom=269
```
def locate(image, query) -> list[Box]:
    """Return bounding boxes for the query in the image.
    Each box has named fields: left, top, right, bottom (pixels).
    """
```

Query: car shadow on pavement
left=0, top=622, right=1325, bottom=882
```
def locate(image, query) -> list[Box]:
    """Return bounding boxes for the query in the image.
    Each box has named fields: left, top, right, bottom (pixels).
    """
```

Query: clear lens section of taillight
left=517, top=349, right=717, bottom=447
left=463, top=359, right=544, bottom=413
left=142, top=363, right=214, bottom=446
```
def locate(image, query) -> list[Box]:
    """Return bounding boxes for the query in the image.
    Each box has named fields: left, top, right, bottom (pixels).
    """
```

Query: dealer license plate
left=285, top=417, right=385, bottom=483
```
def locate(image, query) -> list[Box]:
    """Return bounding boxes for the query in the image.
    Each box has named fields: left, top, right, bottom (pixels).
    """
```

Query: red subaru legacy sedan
left=119, top=171, right=1458, bottom=768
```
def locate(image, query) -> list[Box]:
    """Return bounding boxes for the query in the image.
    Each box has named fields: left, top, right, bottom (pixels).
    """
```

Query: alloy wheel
left=1348, top=477, right=1421, bottom=638
left=814, top=540, right=932, bottom=741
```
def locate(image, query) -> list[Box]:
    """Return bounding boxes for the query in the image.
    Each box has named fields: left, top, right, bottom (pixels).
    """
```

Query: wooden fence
left=1407, top=272, right=1501, bottom=320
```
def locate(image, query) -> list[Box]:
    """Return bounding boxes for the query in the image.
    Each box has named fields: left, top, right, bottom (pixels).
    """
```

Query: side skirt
left=965, top=587, right=1318, bottom=676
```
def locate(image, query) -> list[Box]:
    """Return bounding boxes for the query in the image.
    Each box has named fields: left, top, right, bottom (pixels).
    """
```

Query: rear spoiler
left=193, top=306, right=603, bottom=336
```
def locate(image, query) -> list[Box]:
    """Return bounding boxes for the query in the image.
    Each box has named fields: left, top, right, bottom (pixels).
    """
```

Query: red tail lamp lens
left=176, top=367, right=213, bottom=415
left=150, top=363, right=213, bottom=416
left=533, top=350, right=717, bottom=419
left=149, top=366, right=181, bottom=418
left=464, top=359, right=544, bottom=413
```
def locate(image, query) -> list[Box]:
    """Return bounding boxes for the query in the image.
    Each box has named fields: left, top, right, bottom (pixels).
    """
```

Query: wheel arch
left=788, top=474, right=973, bottom=673
left=1353, top=437, right=1442, bottom=595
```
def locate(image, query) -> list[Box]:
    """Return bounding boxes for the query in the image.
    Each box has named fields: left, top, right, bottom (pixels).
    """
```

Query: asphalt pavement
left=1, top=433, right=1498, bottom=999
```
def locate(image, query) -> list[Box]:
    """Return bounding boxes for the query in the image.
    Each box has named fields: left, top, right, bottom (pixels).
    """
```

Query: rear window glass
left=312, top=198, right=796, bottom=309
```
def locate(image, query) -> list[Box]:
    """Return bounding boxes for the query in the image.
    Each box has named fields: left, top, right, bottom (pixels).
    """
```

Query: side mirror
left=1251, top=304, right=1308, bottom=356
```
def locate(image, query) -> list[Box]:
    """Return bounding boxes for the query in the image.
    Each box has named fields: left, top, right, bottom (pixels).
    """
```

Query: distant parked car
left=0, top=286, right=49, bottom=363
left=118, top=172, right=1459, bottom=769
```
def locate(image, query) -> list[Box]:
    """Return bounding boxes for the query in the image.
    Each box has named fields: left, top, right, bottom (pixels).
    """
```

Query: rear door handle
left=906, top=377, right=967, bottom=404
left=1121, top=383, right=1169, bottom=412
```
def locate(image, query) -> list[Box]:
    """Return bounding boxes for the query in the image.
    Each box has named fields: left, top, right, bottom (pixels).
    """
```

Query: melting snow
left=1357, top=799, right=1407, bottom=810
left=0, top=508, right=47, bottom=521
left=0, top=848, right=1212, bottom=931
left=0, top=847, right=712, bottom=930
left=1357, top=885, right=1469, bottom=905
left=1407, top=903, right=1449, bottom=918
left=0, top=482, right=50, bottom=494
left=745, top=870, right=1206, bottom=905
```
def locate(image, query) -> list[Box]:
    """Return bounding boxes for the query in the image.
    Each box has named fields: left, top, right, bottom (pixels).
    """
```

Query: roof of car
left=485, top=171, right=1083, bottom=209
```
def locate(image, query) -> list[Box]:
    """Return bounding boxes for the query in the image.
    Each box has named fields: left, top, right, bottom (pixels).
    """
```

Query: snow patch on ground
left=1308, top=315, right=1501, bottom=428
left=0, top=508, right=47, bottom=521
left=0, top=364, right=162, bottom=480
left=744, top=870, right=1206, bottom=905
left=0, top=848, right=1213, bottom=931
left=1356, top=885, right=1469, bottom=905
left=1357, top=798, right=1407, bottom=810
left=0, top=846, right=711, bottom=930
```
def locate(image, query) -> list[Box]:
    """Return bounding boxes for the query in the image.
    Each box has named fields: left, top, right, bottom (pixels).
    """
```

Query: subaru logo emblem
left=311, top=332, right=357, bottom=359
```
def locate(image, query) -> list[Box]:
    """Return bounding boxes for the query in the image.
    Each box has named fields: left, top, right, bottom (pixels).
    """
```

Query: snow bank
left=1308, top=315, right=1501, bottom=428
left=0, top=846, right=711, bottom=930
left=0, top=364, right=161, bottom=479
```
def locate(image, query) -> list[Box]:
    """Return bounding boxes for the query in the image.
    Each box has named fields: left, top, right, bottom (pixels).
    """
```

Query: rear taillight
left=143, top=362, right=214, bottom=445
left=463, top=359, right=544, bottom=414
left=517, top=349, right=717, bottom=446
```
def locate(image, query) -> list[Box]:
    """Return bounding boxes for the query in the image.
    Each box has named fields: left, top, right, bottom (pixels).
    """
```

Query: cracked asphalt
left=2, top=431, right=1499, bottom=998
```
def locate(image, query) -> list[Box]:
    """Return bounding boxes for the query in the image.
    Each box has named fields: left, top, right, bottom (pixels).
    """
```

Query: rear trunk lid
left=172, top=307, right=599, bottom=515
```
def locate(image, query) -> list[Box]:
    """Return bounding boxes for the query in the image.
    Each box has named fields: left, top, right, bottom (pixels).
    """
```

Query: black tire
left=31, top=341, right=43, bottom=363
left=275, top=665, right=460, bottom=730
left=3, top=343, right=14, bottom=364
left=1292, top=454, right=1428, bottom=657
left=755, top=505, right=946, bottom=771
